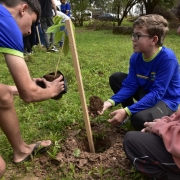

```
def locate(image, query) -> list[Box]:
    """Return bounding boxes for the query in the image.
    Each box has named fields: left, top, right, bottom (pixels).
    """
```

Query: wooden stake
left=36, top=25, right=42, bottom=48
left=65, top=19, right=95, bottom=153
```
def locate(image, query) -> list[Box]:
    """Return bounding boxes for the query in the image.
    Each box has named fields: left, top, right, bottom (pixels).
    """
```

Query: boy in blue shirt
left=59, top=0, right=70, bottom=47
left=60, top=0, right=70, bottom=17
left=100, top=14, right=180, bottom=130
left=123, top=12, right=180, bottom=180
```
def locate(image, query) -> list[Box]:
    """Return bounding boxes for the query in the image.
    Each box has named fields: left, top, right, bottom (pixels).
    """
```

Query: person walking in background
left=23, top=24, right=37, bottom=55
left=60, top=0, right=70, bottom=17
left=98, top=14, right=180, bottom=131
left=0, top=0, right=65, bottom=177
left=23, top=35, right=33, bottom=55
left=38, top=0, right=59, bottom=52
left=59, top=0, right=70, bottom=47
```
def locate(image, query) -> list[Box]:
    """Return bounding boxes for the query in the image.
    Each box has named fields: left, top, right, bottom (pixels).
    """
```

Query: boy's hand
left=141, top=121, right=157, bottom=133
left=42, top=76, right=65, bottom=97
left=141, top=118, right=161, bottom=132
left=97, top=101, right=112, bottom=115
left=107, top=109, right=127, bottom=126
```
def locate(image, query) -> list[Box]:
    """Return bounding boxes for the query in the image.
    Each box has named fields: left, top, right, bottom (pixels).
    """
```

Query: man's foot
left=13, top=140, right=52, bottom=164
left=24, top=51, right=33, bottom=56
left=47, top=46, right=59, bottom=53
left=50, top=46, right=59, bottom=52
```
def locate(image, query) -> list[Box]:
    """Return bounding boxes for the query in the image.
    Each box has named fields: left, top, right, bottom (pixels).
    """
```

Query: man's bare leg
left=0, top=84, right=51, bottom=163
left=0, top=156, right=6, bottom=178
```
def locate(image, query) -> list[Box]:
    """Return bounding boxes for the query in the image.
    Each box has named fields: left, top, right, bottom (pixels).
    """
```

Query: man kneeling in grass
left=0, top=0, right=65, bottom=177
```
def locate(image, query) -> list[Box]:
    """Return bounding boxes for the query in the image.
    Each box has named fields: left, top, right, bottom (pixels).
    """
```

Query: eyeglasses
left=132, top=33, right=153, bottom=41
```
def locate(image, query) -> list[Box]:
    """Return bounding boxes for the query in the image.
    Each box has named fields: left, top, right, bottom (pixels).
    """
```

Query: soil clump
left=88, top=96, right=104, bottom=117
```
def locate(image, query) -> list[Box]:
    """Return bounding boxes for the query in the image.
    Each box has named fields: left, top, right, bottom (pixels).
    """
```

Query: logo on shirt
left=150, top=72, right=156, bottom=81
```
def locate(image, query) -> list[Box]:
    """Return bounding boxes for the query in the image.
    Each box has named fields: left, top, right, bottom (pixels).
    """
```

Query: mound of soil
left=4, top=96, right=147, bottom=179
left=35, top=124, right=133, bottom=179
left=88, top=96, right=104, bottom=117
left=5, top=123, right=137, bottom=180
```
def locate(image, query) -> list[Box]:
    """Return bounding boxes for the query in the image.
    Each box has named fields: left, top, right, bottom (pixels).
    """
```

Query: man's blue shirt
left=0, top=4, right=23, bottom=57
left=60, top=2, right=70, bottom=17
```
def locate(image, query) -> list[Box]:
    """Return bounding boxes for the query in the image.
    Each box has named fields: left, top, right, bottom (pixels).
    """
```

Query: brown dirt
left=43, top=71, right=61, bottom=82
left=3, top=96, right=146, bottom=179
left=88, top=96, right=104, bottom=117
left=5, top=123, right=135, bottom=180
left=36, top=71, right=67, bottom=100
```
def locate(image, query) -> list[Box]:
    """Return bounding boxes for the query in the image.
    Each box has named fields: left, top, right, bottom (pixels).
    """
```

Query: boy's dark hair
left=0, top=0, right=41, bottom=20
left=133, top=14, right=169, bottom=46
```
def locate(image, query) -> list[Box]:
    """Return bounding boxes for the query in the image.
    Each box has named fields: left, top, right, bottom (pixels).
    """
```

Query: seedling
left=46, top=16, right=75, bottom=76
left=47, top=145, right=58, bottom=159
left=89, top=164, right=111, bottom=180
left=36, top=16, right=75, bottom=99
left=73, top=148, right=81, bottom=157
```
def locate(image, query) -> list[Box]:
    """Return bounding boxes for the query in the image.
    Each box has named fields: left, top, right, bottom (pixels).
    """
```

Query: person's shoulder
left=129, top=52, right=142, bottom=64
left=0, top=4, right=11, bottom=16
left=131, top=52, right=141, bottom=59
left=0, top=11, right=23, bottom=53
left=162, top=46, right=174, bottom=52
left=161, top=46, right=177, bottom=58
left=66, top=2, right=70, bottom=6
left=156, top=46, right=178, bottom=66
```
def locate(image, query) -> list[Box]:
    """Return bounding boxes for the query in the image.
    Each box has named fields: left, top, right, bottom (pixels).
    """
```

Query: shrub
left=153, top=5, right=175, bottom=21
left=86, top=20, right=114, bottom=30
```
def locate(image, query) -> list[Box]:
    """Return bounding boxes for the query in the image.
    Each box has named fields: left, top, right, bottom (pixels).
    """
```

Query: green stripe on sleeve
left=0, top=48, right=24, bottom=58
left=107, top=99, right=115, bottom=106
left=124, top=107, right=132, bottom=116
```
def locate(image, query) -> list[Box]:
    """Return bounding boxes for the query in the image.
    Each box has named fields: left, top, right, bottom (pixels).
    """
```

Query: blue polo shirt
left=60, top=2, right=71, bottom=17
left=0, top=4, right=24, bottom=58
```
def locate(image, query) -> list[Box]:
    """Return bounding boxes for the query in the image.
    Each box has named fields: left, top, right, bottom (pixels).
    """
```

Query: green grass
left=0, top=25, right=180, bottom=179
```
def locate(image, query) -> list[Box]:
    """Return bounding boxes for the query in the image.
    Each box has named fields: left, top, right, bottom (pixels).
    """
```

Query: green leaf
left=73, top=148, right=81, bottom=157
left=53, top=16, right=63, bottom=25
left=63, top=34, right=69, bottom=56
left=104, top=169, right=111, bottom=174
left=54, top=31, right=64, bottom=43
left=46, top=24, right=61, bottom=33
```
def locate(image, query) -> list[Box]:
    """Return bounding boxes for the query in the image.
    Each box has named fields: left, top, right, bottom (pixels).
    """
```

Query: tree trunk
left=117, top=5, right=120, bottom=25
left=143, top=0, right=159, bottom=14
left=80, top=15, right=83, bottom=26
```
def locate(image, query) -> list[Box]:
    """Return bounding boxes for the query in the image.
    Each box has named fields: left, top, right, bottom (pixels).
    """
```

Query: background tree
left=142, top=0, right=177, bottom=14
left=113, top=0, right=143, bottom=26
left=71, top=0, right=89, bottom=26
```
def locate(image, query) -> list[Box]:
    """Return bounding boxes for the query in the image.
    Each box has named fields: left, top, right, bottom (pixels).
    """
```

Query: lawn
left=0, top=25, right=180, bottom=179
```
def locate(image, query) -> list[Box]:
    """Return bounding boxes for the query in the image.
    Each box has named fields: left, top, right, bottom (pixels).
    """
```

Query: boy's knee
left=0, top=85, right=13, bottom=107
left=0, top=157, right=6, bottom=178
left=131, top=113, right=148, bottom=130
left=123, top=131, right=140, bottom=160
left=123, top=131, right=136, bottom=148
